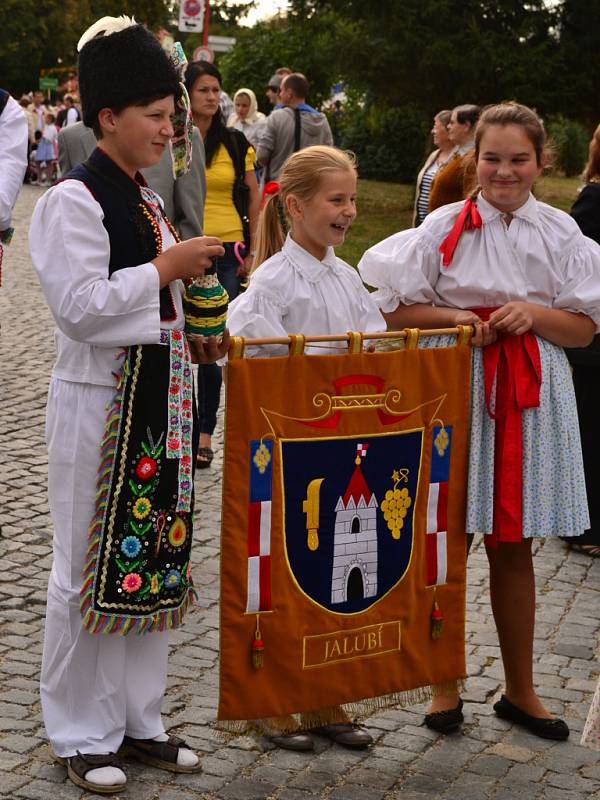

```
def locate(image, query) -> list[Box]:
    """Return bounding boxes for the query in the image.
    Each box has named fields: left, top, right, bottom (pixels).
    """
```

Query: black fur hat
left=78, top=18, right=180, bottom=129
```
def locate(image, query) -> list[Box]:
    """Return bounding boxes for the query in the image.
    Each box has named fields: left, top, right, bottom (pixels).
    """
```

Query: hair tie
left=261, top=180, right=280, bottom=206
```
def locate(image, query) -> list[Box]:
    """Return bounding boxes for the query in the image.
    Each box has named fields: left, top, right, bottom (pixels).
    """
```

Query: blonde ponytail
left=252, top=192, right=286, bottom=271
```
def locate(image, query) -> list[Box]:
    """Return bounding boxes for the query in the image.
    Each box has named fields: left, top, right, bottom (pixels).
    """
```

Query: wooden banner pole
left=235, top=327, right=468, bottom=347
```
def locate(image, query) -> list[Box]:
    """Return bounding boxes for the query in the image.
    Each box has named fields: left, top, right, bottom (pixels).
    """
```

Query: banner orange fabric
left=218, top=335, right=471, bottom=727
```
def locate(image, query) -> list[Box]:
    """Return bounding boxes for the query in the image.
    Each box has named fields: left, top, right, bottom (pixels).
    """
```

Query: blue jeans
left=197, top=243, right=243, bottom=437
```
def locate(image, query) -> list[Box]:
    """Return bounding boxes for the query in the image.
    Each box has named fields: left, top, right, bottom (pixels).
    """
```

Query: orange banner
left=218, top=333, right=471, bottom=727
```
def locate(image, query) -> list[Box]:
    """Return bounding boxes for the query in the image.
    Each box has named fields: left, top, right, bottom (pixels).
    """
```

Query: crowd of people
left=15, top=62, right=333, bottom=189
left=1, top=14, right=600, bottom=794
left=16, top=89, right=81, bottom=185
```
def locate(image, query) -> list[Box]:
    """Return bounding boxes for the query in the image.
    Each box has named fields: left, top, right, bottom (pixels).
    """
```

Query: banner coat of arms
left=218, top=331, right=471, bottom=728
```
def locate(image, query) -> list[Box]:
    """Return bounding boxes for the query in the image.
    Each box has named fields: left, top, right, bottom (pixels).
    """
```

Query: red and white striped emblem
left=426, top=480, right=448, bottom=586
left=247, top=500, right=272, bottom=612
left=246, top=440, right=273, bottom=612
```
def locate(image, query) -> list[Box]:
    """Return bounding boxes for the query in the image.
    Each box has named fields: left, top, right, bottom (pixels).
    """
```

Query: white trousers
left=41, top=378, right=169, bottom=757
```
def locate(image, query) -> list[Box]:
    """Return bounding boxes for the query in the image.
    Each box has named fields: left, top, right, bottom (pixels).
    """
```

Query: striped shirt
left=416, top=161, right=440, bottom=225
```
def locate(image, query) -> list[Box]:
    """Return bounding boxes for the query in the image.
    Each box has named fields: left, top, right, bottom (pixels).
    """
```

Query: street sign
left=39, top=77, right=58, bottom=90
left=193, top=46, right=214, bottom=63
left=208, top=35, right=236, bottom=45
left=207, top=35, right=236, bottom=53
left=178, top=0, right=205, bottom=33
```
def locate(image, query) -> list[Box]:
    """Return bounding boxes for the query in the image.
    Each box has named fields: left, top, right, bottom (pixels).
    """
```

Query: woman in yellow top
left=186, top=61, right=260, bottom=467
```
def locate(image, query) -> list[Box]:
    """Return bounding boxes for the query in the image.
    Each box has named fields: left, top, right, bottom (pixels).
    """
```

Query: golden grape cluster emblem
left=381, top=468, right=412, bottom=540
left=434, top=426, right=449, bottom=457
left=253, top=441, right=272, bottom=474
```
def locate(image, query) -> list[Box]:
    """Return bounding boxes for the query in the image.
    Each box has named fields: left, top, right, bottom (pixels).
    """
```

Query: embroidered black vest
left=68, top=150, right=198, bottom=634
left=66, top=147, right=175, bottom=320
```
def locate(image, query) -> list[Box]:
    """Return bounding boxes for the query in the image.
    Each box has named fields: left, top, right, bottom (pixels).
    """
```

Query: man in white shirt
left=0, top=89, right=28, bottom=284
left=63, top=95, right=80, bottom=127
left=27, top=90, right=45, bottom=143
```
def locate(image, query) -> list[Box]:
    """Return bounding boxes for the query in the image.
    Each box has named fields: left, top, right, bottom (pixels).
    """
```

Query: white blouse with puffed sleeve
left=358, top=192, right=600, bottom=329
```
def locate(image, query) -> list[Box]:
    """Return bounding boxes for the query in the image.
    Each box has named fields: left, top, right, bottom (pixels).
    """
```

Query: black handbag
left=226, top=130, right=251, bottom=248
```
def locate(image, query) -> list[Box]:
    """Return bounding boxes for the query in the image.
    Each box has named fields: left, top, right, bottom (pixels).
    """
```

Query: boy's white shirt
left=29, top=179, right=185, bottom=386
left=224, top=233, right=385, bottom=359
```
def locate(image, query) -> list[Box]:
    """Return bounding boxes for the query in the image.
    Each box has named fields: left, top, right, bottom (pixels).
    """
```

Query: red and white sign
left=192, top=45, right=214, bottom=63
left=178, top=0, right=205, bottom=33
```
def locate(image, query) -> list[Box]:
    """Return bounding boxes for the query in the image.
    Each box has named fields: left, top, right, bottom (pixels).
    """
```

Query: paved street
left=1, top=184, right=600, bottom=800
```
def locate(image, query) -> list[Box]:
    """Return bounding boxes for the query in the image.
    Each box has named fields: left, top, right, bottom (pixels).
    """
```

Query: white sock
left=152, top=733, right=199, bottom=767
left=85, top=765, right=127, bottom=787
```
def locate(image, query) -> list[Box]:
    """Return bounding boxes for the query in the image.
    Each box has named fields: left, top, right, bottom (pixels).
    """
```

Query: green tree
left=82, top=0, right=173, bottom=27
left=547, top=114, right=590, bottom=176
left=555, top=0, right=600, bottom=127
left=0, top=0, right=80, bottom=94
left=218, top=13, right=345, bottom=110
left=285, top=0, right=560, bottom=115
left=209, top=0, right=256, bottom=29
left=0, top=0, right=174, bottom=95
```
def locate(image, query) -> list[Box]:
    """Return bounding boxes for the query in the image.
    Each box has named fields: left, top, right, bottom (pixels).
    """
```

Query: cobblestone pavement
left=1, top=184, right=600, bottom=800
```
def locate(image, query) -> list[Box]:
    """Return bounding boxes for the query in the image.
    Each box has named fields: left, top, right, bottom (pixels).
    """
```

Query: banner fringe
left=213, top=679, right=466, bottom=738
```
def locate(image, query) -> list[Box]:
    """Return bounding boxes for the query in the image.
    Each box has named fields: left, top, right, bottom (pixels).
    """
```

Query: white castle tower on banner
left=331, top=443, right=378, bottom=604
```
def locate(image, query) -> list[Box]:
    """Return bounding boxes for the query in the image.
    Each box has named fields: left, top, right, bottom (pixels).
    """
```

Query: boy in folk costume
left=29, top=17, right=227, bottom=795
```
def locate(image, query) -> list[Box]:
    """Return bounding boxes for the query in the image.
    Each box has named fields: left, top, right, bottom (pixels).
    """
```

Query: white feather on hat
left=77, top=15, right=136, bottom=52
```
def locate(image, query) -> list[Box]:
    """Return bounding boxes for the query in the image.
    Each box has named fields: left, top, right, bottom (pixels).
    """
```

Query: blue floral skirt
left=420, top=334, right=589, bottom=539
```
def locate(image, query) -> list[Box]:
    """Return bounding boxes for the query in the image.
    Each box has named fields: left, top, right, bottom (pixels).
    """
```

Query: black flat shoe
left=424, top=698, right=464, bottom=733
left=311, top=723, right=373, bottom=749
left=493, top=695, right=569, bottom=740
left=269, top=732, right=314, bottom=751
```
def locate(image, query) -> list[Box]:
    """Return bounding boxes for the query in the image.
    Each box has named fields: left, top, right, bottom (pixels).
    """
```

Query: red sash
left=471, top=308, right=542, bottom=547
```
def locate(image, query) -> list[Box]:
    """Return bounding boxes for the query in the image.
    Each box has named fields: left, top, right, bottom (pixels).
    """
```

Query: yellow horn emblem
left=303, top=478, right=324, bottom=551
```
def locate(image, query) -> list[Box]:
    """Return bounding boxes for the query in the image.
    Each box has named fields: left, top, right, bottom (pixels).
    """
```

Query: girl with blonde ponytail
left=225, top=146, right=384, bottom=750
left=227, top=145, right=384, bottom=359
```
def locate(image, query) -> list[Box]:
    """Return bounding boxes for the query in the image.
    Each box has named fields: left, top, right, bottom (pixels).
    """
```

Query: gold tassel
left=251, top=615, right=264, bottom=669
left=430, top=596, right=444, bottom=639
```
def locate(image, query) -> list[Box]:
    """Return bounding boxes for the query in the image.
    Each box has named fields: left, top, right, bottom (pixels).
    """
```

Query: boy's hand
left=152, top=236, right=225, bottom=287
left=188, top=330, right=230, bottom=364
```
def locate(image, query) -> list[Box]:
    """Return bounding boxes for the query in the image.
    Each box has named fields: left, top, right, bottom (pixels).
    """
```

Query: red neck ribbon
left=439, top=197, right=482, bottom=267
left=471, top=308, right=542, bottom=548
